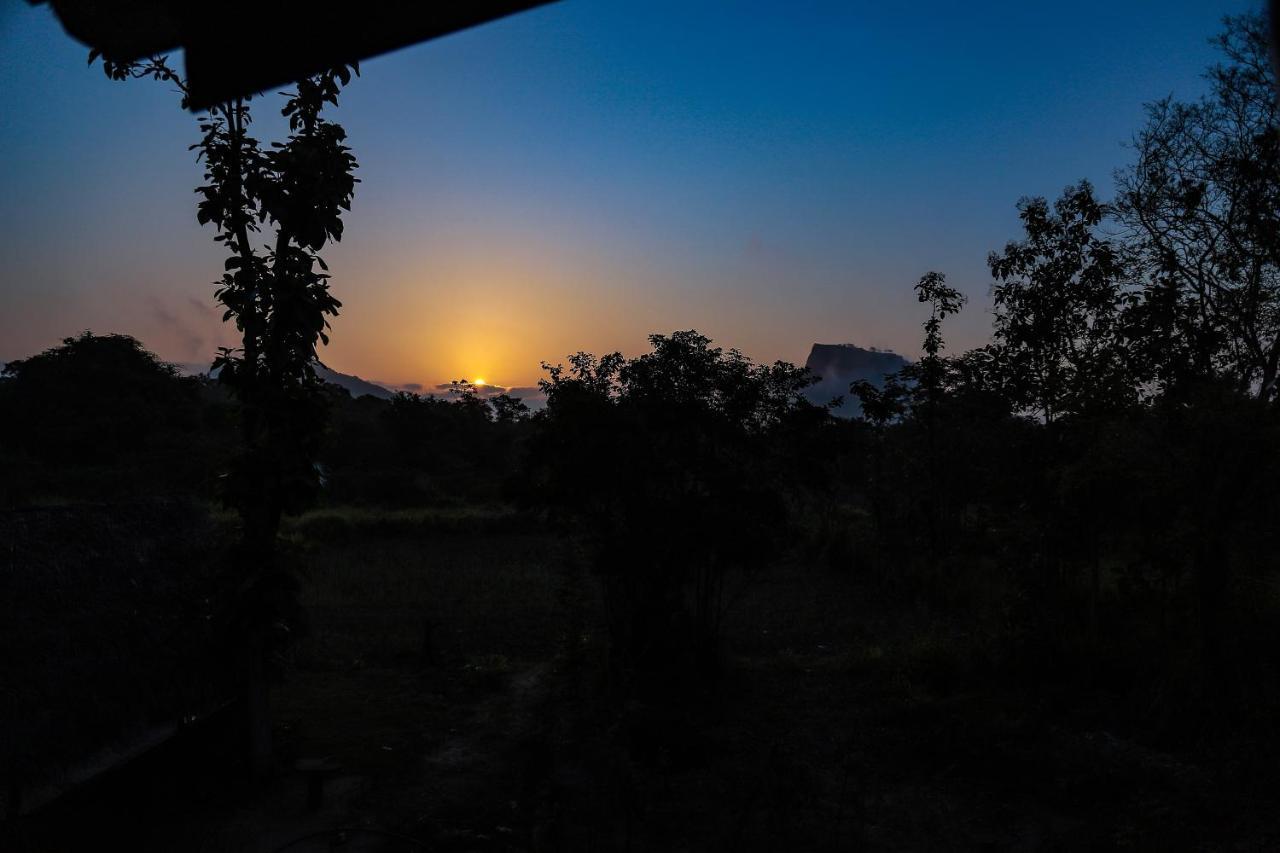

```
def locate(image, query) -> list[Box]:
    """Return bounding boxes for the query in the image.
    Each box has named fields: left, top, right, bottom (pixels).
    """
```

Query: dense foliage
left=0, top=333, right=231, bottom=505
left=529, top=331, right=828, bottom=679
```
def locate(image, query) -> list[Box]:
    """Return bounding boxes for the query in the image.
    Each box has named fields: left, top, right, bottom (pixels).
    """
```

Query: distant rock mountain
left=803, top=343, right=909, bottom=416
left=314, top=363, right=395, bottom=400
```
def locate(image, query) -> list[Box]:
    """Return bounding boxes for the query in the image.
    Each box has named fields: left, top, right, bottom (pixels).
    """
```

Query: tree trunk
left=246, top=627, right=273, bottom=777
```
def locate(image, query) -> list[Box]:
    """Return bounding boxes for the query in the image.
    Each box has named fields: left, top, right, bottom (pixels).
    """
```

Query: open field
left=7, top=503, right=1280, bottom=851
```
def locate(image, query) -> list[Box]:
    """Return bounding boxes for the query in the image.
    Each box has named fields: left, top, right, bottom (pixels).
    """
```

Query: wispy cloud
left=148, top=296, right=205, bottom=362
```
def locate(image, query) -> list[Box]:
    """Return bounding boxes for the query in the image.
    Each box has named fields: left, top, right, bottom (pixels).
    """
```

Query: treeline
left=0, top=334, right=528, bottom=508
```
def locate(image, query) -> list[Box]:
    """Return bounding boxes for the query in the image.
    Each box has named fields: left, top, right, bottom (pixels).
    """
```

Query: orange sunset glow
left=0, top=1, right=1245, bottom=393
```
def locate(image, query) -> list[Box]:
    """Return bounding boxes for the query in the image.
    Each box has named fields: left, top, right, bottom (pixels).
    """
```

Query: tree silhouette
left=0, top=332, right=196, bottom=466
left=1114, top=11, right=1279, bottom=698
left=849, top=272, right=967, bottom=584
left=533, top=331, right=826, bottom=683
left=912, top=272, right=965, bottom=578
left=0, top=332, right=224, bottom=506
left=987, top=181, right=1132, bottom=424
left=1116, top=11, right=1279, bottom=402
left=914, top=271, right=965, bottom=404
left=94, top=54, right=359, bottom=773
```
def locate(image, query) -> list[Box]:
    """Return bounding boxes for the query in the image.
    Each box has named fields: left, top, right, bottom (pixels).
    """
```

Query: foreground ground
left=6, top=505, right=1280, bottom=851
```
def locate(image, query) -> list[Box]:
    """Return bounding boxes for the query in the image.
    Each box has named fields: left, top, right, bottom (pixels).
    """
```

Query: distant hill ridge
left=314, top=363, right=395, bottom=400
left=177, top=360, right=395, bottom=400
left=173, top=344, right=906, bottom=412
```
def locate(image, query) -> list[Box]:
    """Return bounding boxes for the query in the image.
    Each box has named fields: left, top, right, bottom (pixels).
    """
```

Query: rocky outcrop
left=803, top=343, right=908, bottom=416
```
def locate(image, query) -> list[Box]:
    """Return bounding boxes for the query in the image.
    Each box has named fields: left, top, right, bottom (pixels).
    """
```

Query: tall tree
left=95, top=54, right=359, bottom=773
left=1116, top=11, right=1280, bottom=401
left=1115, top=12, right=1279, bottom=700
left=914, top=271, right=966, bottom=404
left=988, top=181, right=1132, bottom=424
left=913, top=272, right=965, bottom=577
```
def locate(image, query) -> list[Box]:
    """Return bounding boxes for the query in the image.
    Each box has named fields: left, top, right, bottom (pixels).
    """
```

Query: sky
left=0, top=0, right=1258, bottom=390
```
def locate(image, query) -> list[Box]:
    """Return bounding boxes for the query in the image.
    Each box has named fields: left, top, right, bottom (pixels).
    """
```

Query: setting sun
left=473, top=377, right=487, bottom=387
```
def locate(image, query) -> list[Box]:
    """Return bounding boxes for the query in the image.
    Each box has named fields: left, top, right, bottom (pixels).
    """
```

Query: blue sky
left=0, top=0, right=1257, bottom=387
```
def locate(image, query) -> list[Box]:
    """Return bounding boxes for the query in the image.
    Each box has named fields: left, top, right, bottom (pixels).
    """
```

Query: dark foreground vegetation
left=2, top=10, right=1278, bottom=852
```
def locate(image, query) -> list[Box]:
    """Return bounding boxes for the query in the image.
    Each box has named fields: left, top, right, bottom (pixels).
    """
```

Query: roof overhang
left=31, top=0, right=556, bottom=110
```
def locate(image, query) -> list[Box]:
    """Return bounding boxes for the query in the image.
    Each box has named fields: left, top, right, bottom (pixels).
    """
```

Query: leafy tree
left=95, top=54, right=359, bottom=772
left=1116, top=11, right=1279, bottom=401
left=851, top=272, right=966, bottom=580
left=533, top=331, right=826, bottom=682
left=0, top=333, right=229, bottom=506
left=489, top=392, right=531, bottom=424
left=847, top=374, right=907, bottom=576
left=0, top=332, right=197, bottom=465
left=1113, top=11, right=1280, bottom=700
left=443, top=379, right=527, bottom=423
left=988, top=181, right=1133, bottom=424
left=913, top=271, right=966, bottom=406
left=911, top=271, right=966, bottom=575
left=848, top=376, right=908, bottom=428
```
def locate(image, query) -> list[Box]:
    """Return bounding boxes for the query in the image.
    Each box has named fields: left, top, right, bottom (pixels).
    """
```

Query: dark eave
left=31, top=0, right=556, bottom=109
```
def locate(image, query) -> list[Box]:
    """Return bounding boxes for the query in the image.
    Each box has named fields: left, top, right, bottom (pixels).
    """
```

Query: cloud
left=149, top=296, right=205, bottom=362
left=433, top=381, right=514, bottom=398
left=505, top=386, right=545, bottom=400
left=187, top=296, right=216, bottom=318
left=507, top=387, right=548, bottom=411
